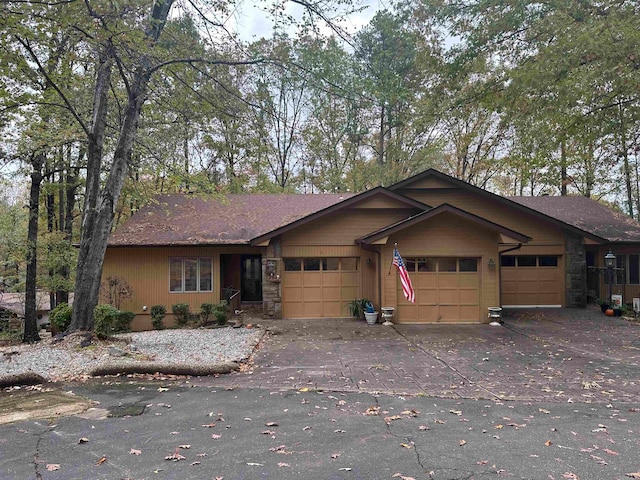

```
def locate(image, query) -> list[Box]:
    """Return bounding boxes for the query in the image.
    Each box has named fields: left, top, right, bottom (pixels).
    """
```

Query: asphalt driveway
left=213, top=307, right=640, bottom=403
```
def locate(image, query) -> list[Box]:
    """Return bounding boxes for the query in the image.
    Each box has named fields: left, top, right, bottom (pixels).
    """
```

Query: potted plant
left=347, top=299, right=369, bottom=319
left=363, top=301, right=378, bottom=325
left=596, top=298, right=610, bottom=313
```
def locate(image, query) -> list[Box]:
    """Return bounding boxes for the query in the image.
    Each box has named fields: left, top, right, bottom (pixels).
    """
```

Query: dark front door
left=241, top=255, right=262, bottom=302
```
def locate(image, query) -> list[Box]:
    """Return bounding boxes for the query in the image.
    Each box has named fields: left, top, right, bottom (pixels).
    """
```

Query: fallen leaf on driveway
left=265, top=422, right=279, bottom=427
left=247, top=463, right=263, bottom=466
left=603, top=448, right=619, bottom=456
left=278, top=462, right=290, bottom=467
left=330, top=453, right=341, bottom=459
left=165, top=449, right=186, bottom=461
left=561, top=473, right=579, bottom=479
left=129, top=448, right=141, bottom=455
left=459, top=439, right=467, bottom=446
left=625, top=473, right=640, bottom=478
left=178, top=444, right=191, bottom=449
left=95, top=456, right=107, bottom=466
left=545, top=440, right=552, bottom=446
left=46, top=464, right=60, bottom=471
left=211, top=434, right=221, bottom=439
left=201, top=423, right=216, bottom=428
left=364, top=406, right=380, bottom=415
left=392, top=474, right=416, bottom=480
left=339, top=467, right=352, bottom=471
left=400, top=443, right=412, bottom=449
left=78, top=437, right=89, bottom=444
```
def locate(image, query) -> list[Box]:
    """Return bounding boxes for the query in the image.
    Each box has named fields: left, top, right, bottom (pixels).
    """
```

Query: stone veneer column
left=262, top=236, right=282, bottom=319
left=565, top=232, right=587, bottom=307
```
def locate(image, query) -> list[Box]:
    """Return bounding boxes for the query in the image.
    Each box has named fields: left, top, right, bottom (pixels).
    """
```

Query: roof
left=108, top=193, right=354, bottom=246
left=509, top=196, right=640, bottom=243
left=0, top=292, right=74, bottom=316
left=389, top=169, right=607, bottom=242
left=357, top=203, right=531, bottom=245
left=249, top=187, right=429, bottom=246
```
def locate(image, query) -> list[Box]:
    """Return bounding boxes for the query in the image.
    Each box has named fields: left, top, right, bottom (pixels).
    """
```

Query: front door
left=241, top=255, right=262, bottom=302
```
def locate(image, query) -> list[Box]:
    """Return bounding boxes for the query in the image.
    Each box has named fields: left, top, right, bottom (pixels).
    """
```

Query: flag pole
left=388, top=242, right=397, bottom=275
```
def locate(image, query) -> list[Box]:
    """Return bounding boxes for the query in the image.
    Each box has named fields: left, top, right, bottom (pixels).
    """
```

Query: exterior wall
left=102, top=245, right=263, bottom=330
left=403, top=189, right=566, bottom=246
left=592, top=245, right=640, bottom=305
left=380, top=213, right=500, bottom=323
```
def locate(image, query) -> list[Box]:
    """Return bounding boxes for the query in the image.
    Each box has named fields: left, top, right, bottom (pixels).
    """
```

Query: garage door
left=282, top=257, right=359, bottom=318
left=500, top=255, right=562, bottom=307
left=397, top=257, right=480, bottom=323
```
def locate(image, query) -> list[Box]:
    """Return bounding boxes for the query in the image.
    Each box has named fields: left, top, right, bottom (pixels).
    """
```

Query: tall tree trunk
left=560, top=137, right=567, bottom=196
left=23, top=154, right=45, bottom=343
left=619, top=105, right=633, bottom=217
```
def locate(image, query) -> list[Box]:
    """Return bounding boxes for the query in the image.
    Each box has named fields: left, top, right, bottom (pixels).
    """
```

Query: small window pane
left=439, top=258, right=456, bottom=272
left=459, top=258, right=478, bottom=272
left=340, top=258, right=358, bottom=271
left=417, top=258, right=436, bottom=272
left=517, top=256, right=537, bottom=267
left=284, top=258, right=301, bottom=271
left=304, top=258, right=321, bottom=271
left=199, top=258, right=212, bottom=291
left=184, top=258, right=198, bottom=291
left=405, top=258, right=416, bottom=272
left=169, top=258, right=183, bottom=292
left=630, top=255, right=639, bottom=285
left=538, top=256, right=558, bottom=267
left=323, top=258, right=339, bottom=271
left=616, top=254, right=626, bottom=284
left=501, top=256, right=516, bottom=267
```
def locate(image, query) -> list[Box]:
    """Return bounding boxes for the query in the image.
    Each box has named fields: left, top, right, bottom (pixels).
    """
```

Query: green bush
left=214, top=301, right=227, bottom=326
left=171, top=303, right=191, bottom=327
left=150, top=305, right=166, bottom=330
left=114, top=311, right=135, bottom=333
left=200, top=303, right=216, bottom=324
left=93, top=304, right=120, bottom=338
left=50, top=302, right=73, bottom=333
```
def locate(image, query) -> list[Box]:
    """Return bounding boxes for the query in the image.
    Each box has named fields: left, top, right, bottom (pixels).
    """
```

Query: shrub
left=150, top=305, right=166, bottom=330
left=114, top=311, right=135, bottom=333
left=50, top=302, right=73, bottom=333
left=171, top=303, right=190, bottom=327
left=93, top=304, right=120, bottom=338
left=200, top=303, right=216, bottom=325
left=214, top=301, right=227, bottom=326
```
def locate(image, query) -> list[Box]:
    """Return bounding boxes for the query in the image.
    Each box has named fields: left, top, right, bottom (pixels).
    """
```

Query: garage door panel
left=341, top=272, right=358, bottom=286
left=322, top=272, right=341, bottom=284
left=538, top=270, right=559, bottom=281
left=460, top=289, right=479, bottom=304
left=303, top=287, right=322, bottom=301
left=322, top=286, right=341, bottom=301
left=398, top=257, right=480, bottom=323
left=341, top=285, right=358, bottom=299
left=283, top=272, right=302, bottom=286
left=283, top=287, right=303, bottom=302
left=538, top=281, right=559, bottom=293
left=303, top=273, right=322, bottom=287
left=322, top=302, right=342, bottom=317
left=501, top=255, right=562, bottom=307
left=438, top=274, right=458, bottom=288
left=460, top=305, right=480, bottom=321
left=439, top=289, right=460, bottom=304
left=285, top=303, right=303, bottom=317
left=303, top=302, right=323, bottom=317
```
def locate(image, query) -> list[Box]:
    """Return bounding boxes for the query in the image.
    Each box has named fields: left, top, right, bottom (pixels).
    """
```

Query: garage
left=500, top=255, right=562, bottom=307
left=396, top=257, right=480, bottom=323
left=282, top=257, right=359, bottom=318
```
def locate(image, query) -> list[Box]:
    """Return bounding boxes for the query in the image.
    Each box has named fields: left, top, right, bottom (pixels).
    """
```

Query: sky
left=230, top=0, right=384, bottom=42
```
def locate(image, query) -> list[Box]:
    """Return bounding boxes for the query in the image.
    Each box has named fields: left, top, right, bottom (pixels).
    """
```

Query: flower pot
left=364, top=311, right=378, bottom=325
left=600, top=304, right=610, bottom=313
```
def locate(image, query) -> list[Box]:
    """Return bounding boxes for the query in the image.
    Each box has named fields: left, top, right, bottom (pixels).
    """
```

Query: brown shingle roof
left=508, top=196, right=640, bottom=242
left=108, top=193, right=354, bottom=246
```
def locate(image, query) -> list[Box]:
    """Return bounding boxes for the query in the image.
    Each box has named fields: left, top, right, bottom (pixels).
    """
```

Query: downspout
left=498, top=243, right=523, bottom=306
left=359, top=242, right=382, bottom=311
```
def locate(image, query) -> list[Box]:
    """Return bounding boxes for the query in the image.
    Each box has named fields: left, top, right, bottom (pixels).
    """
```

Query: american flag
left=393, top=246, right=415, bottom=303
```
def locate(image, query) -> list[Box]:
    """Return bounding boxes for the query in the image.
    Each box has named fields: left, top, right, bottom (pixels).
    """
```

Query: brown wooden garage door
left=397, top=257, right=480, bottom=323
left=500, top=255, right=562, bottom=307
left=282, top=257, right=359, bottom=318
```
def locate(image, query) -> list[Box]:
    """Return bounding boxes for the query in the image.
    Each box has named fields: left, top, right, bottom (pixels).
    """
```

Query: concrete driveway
left=213, top=308, right=640, bottom=403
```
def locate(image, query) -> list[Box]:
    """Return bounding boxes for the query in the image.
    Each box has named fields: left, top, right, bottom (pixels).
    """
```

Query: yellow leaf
left=545, top=440, right=552, bottom=447
left=459, top=439, right=467, bottom=446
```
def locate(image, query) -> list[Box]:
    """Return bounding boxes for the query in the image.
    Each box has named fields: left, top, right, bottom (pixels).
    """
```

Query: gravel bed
left=0, top=327, right=263, bottom=383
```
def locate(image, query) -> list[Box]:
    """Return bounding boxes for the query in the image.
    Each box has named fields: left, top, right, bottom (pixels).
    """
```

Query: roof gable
left=357, top=203, right=531, bottom=245
left=390, top=169, right=606, bottom=242
left=250, top=187, right=430, bottom=245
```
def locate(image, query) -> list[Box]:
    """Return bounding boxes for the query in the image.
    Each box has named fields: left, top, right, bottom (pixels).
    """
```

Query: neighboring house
left=0, top=291, right=72, bottom=329
left=104, top=169, right=640, bottom=329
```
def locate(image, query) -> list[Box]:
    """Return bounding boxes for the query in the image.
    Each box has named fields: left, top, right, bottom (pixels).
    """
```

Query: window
left=417, top=258, right=436, bottom=272
left=169, top=257, right=213, bottom=292
left=439, top=258, right=457, bottom=272
left=517, top=256, right=537, bottom=267
left=284, top=258, right=302, bottom=271
left=615, top=254, right=626, bottom=285
left=323, top=258, right=339, bottom=271
left=501, top=256, right=516, bottom=267
left=629, top=255, right=640, bottom=285
left=304, top=258, right=321, bottom=271
left=539, top=256, right=558, bottom=267
left=340, top=258, right=358, bottom=271
left=459, top=258, right=478, bottom=272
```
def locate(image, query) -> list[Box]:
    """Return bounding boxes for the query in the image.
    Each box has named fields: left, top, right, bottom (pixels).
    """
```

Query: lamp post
left=605, top=250, right=616, bottom=305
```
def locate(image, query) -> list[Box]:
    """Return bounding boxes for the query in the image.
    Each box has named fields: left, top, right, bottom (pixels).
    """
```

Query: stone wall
left=262, top=237, right=282, bottom=319
left=565, top=232, right=587, bottom=307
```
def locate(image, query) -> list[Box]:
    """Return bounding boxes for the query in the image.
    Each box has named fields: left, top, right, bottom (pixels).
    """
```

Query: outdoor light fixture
left=605, top=250, right=616, bottom=304
left=488, top=258, right=496, bottom=270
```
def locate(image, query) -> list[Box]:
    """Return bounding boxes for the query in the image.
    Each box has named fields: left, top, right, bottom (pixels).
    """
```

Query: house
left=103, top=169, right=640, bottom=330
left=0, top=291, right=71, bottom=330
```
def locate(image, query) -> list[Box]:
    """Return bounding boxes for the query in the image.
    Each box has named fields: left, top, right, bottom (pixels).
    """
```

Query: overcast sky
left=230, top=0, right=384, bottom=41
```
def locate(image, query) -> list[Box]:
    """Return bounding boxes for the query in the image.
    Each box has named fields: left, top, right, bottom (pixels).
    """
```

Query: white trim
left=501, top=305, right=562, bottom=308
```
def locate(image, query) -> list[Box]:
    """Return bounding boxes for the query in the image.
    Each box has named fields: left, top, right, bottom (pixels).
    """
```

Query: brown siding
left=405, top=189, right=565, bottom=245
left=102, top=245, right=263, bottom=330
left=281, top=209, right=414, bottom=246
left=380, top=213, right=500, bottom=323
